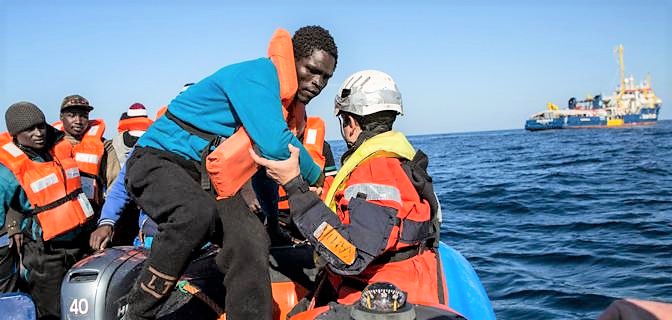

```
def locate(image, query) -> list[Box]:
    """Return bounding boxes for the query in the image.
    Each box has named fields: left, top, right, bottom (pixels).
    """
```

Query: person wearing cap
left=121, top=26, right=337, bottom=320
left=0, top=102, right=94, bottom=318
left=53, top=94, right=116, bottom=210
left=88, top=103, right=154, bottom=248
left=250, top=70, right=446, bottom=317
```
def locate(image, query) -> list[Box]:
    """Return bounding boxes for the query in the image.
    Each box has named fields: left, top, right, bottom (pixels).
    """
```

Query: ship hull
left=525, top=106, right=659, bottom=131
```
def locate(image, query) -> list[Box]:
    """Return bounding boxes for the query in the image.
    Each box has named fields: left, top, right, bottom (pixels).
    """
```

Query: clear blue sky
left=1, top=0, right=670, bottom=140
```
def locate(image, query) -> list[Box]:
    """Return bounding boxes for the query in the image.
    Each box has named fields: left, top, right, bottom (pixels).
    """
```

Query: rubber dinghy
left=57, top=242, right=495, bottom=320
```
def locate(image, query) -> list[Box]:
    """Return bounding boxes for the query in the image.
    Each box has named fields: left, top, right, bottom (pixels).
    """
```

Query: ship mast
left=617, top=44, right=625, bottom=107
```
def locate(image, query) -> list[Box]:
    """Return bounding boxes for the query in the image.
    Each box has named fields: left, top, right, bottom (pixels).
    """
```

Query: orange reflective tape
left=313, top=222, right=356, bottom=265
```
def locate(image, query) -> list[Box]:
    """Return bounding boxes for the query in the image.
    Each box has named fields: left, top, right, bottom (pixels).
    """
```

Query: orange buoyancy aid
left=206, top=28, right=306, bottom=199
left=0, top=136, right=94, bottom=240
left=53, top=119, right=106, bottom=202
left=327, top=131, right=434, bottom=252
left=278, top=117, right=326, bottom=210
left=117, top=117, right=154, bottom=133
left=155, top=105, right=168, bottom=119
left=321, top=132, right=445, bottom=306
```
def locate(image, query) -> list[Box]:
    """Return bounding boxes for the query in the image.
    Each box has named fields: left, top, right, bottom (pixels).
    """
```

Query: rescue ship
left=525, top=45, right=662, bottom=131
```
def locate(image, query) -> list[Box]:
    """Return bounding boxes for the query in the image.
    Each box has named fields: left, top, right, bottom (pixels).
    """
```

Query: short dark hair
left=344, top=110, right=397, bottom=134
left=293, top=25, right=338, bottom=66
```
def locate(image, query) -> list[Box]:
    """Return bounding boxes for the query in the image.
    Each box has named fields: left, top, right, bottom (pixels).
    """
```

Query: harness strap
left=165, top=110, right=222, bottom=191
left=165, top=110, right=218, bottom=142
left=373, top=245, right=421, bottom=264
left=31, top=188, right=84, bottom=214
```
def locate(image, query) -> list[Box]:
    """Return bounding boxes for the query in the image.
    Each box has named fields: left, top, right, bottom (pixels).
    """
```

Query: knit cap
left=5, top=101, right=46, bottom=136
left=119, top=103, right=150, bottom=137
left=120, top=103, right=149, bottom=120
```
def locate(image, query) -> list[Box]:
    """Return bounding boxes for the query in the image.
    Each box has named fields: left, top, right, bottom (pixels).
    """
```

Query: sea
left=329, top=120, right=672, bottom=320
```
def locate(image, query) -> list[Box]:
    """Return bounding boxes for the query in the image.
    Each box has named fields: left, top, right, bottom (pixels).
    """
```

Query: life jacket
left=0, top=134, right=94, bottom=240
left=324, top=131, right=433, bottom=251
left=117, top=117, right=153, bottom=133
left=53, top=119, right=106, bottom=203
left=205, top=28, right=307, bottom=199
left=321, top=131, right=446, bottom=306
left=155, top=105, right=168, bottom=119
left=278, top=117, right=326, bottom=210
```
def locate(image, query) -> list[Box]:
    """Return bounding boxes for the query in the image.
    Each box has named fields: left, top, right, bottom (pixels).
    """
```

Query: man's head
left=292, top=25, right=338, bottom=105
left=60, top=94, right=94, bottom=139
left=119, top=102, right=151, bottom=137
left=334, top=70, right=403, bottom=146
left=5, top=101, right=48, bottom=149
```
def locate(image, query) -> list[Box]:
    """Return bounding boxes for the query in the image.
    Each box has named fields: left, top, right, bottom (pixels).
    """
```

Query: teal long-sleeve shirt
left=0, top=164, right=30, bottom=232
left=138, top=58, right=321, bottom=184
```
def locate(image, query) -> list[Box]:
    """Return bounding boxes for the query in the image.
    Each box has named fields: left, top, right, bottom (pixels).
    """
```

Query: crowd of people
left=1, top=24, right=669, bottom=320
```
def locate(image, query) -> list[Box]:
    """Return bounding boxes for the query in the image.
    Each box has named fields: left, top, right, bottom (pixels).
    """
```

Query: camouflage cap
left=61, top=94, right=94, bottom=112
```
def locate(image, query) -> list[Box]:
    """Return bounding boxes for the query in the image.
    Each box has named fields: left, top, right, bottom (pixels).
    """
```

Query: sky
left=1, top=0, right=670, bottom=140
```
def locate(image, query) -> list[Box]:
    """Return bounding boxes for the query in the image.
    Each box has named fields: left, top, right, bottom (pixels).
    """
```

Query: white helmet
left=334, top=70, right=403, bottom=116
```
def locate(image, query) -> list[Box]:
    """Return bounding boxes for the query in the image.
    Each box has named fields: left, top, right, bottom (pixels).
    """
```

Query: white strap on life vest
left=65, top=167, right=81, bottom=179
left=2, top=142, right=23, bottom=158
left=75, top=152, right=99, bottom=164
left=87, top=125, right=100, bottom=136
left=305, top=128, right=318, bottom=145
left=343, top=183, right=402, bottom=205
left=30, top=173, right=59, bottom=193
left=77, top=193, right=95, bottom=218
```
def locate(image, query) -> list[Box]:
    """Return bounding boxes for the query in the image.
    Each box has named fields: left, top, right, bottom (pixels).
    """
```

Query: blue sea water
left=330, top=120, right=672, bottom=319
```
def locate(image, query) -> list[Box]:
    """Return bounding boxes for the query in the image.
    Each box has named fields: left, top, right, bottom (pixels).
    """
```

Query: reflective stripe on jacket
left=324, top=131, right=433, bottom=251
left=0, top=137, right=94, bottom=240
left=279, top=116, right=327, bottom=210
left=53, top=119, right=106, bottom=202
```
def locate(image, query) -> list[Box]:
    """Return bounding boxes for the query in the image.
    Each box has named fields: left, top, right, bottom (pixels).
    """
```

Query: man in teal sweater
left=123, top=25, right=337, bottom=320
left=1, top=102, right=92, bottom=318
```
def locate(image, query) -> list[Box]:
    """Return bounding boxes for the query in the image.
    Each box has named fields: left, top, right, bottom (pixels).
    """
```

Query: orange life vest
left=278, top=117, right=326, bottom=210
left=206, top=28, right=306, bottom=199
left=0, top=135, right=94, bottom=240
left=321, top=132, right=445, bottom=305
left=117, top=117, right=154, bottom=133
left=155, top=105, right=168, bottom=119
left=53, top=119, right=106, bottom=202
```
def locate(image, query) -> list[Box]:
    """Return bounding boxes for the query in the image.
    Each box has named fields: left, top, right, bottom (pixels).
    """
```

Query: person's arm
left=103, top=139, right=121, bottom=190
left=90, top=164, right=133, bottom=250
left=1, top=165, right=32, bottom=250
left=97, top=164, right=133, bottom=227
left=598, top=299, right=672, bottom=320
left=250, top=145, right=399, bottom=276
left=225, top=61, right=321, bottom=185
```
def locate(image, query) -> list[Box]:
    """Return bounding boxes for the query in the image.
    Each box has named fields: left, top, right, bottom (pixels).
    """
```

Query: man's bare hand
left=89, top=225, right=113, bottom=251
left=249, top=144, right=301, bottom=186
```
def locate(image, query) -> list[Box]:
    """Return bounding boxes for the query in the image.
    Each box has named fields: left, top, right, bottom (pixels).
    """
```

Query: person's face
left=295, top=49, right=336, bottom=105
left=339, top=114, right=362, bottom=147
left=15, top=123, right=47, bottom=150
left=60, top=108, right=90, bottom=139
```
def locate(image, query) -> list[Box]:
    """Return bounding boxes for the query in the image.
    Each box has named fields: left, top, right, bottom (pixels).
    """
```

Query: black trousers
left=0, top=244, right=19, bottom=293
left=124, top=147, right=272, bottom=320
left=22, top=233, right=87, bottom=319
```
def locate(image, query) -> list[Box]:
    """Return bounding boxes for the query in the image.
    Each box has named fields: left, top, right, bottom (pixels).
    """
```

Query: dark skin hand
left=89, top=225, right=113, bottom=250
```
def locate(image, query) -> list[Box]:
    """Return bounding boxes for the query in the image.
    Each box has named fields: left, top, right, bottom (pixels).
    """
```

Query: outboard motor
left=61, top=245, right=225, bottom=320
left=60, top=246, right=147, bottom=320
